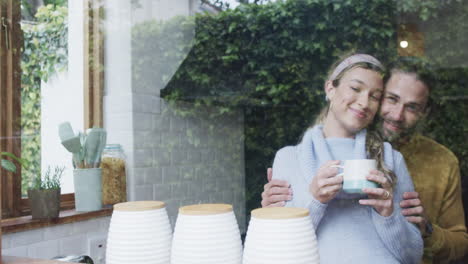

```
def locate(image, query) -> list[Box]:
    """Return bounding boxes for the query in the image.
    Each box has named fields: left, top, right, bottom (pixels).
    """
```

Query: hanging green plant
left=1, top=152, right=28, bottom=173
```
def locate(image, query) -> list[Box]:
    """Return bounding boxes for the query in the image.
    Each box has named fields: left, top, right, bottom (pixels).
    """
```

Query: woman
left=271, top=54, right=423, bottom=263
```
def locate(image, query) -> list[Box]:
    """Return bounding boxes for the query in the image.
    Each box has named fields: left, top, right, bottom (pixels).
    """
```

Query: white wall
left=132, top=0, right=191, bottom=24
left=126, top=0, right=246, bottom=230
left=102, top=0, right=134, bottom=199
left=2, top=218, right=109, bottom=261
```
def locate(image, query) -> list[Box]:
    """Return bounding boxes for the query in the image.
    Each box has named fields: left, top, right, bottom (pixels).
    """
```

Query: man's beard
left=377, top=117, right=425, bottom=146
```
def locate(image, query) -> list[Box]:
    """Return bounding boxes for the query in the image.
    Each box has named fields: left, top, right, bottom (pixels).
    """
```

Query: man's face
left=379, top=72, right=429, bottom=141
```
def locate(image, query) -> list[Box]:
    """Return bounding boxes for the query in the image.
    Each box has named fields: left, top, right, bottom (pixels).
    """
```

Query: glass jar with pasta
left=101, top=144, right=127, bottom=205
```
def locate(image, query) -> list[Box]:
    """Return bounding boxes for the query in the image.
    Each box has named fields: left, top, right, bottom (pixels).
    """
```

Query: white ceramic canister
left=243, top=207, right=319, bottom=264
left=171, top=204, right=243, bottom=264
left=106, top=201, right=172, bottom=264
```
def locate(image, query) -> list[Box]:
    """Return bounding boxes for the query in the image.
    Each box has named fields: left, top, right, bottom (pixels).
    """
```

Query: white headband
left=329, top=54, right=384, bottom=81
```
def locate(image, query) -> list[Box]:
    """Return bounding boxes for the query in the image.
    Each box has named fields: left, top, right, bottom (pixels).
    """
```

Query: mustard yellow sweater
left=399, top=134, right=468, bottom=264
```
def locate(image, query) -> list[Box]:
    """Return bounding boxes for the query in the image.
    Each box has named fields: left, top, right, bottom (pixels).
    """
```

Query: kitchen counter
left=1, top=256, right=74, bottom=264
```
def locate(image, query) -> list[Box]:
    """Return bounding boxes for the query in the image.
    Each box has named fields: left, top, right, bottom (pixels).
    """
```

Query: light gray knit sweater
left=272, top=125, right=423, bottom=264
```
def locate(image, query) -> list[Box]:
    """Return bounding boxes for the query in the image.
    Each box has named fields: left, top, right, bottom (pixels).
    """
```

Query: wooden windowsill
left=1, top=206, right=113, bottom=234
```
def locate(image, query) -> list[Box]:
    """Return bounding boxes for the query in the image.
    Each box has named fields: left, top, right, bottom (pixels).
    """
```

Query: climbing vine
left=21, top=4, right=68, bottom=194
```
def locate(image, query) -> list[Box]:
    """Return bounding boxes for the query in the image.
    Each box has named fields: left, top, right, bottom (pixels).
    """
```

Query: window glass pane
left=20, top=0, right=80, bottom=196
left=9, top=1, right=465, bottom=258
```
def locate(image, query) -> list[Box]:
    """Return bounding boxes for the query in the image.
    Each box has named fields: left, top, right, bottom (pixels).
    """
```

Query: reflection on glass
left=3, top=1, right=467, bottom=261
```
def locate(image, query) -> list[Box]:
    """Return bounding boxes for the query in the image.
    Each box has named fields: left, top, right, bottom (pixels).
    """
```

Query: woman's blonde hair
left=313, top=54, right=396, bottom=187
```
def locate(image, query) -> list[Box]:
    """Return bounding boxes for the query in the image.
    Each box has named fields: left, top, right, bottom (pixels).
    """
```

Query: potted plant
left=27, top=166, right=65, bottom=220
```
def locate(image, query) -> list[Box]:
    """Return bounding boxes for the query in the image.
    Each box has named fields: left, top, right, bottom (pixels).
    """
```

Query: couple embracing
left=263, top=53, right=468, bottom=263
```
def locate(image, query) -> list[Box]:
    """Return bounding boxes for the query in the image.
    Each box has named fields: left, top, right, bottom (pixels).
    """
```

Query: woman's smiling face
left=325, top=67, right=384, bottom=136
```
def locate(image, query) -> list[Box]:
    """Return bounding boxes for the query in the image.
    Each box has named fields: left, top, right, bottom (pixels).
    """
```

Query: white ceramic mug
left=332, top=159, right=379, bottom=194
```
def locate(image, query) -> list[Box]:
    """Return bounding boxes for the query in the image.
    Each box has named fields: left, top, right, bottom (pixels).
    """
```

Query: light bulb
left=400, top=40, right=409, bottom=48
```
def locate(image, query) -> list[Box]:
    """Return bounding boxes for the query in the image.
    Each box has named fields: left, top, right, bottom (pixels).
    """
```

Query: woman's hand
left=310, top=160, right=343, bottom=204
left=359, top=170, right=394, bottom=217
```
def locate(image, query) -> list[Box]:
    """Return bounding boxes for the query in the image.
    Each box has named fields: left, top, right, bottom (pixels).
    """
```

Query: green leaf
left=228, top=22, right=237, bottom=33
left=1, top=159, right=16, bottom=173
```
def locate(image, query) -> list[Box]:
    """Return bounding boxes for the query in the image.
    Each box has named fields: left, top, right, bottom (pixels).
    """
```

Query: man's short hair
left=386, top=56, right=434, bottom=112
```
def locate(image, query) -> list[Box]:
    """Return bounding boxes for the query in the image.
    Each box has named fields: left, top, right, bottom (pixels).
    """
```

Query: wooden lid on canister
left=251, top=207, right=309, bottom=219
left=114, top=201, right=165, bottom=211
left=179, top=203, right=233, bottom=215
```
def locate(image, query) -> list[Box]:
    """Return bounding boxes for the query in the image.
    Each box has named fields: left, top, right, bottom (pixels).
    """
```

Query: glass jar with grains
left=101, top=144, right=127, bottom=205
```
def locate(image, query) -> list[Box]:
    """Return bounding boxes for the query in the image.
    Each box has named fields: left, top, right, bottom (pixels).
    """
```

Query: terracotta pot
left=27, top=188, right=61, bottom=220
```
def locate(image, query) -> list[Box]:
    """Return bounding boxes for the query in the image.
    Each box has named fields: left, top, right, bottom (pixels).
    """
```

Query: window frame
left=1, top=0, right=104, bottom=220
left=1, top=0, right=23, bottom=219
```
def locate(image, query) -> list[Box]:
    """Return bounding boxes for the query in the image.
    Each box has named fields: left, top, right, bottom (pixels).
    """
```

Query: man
left=261, top=61, right=468, bottom=263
